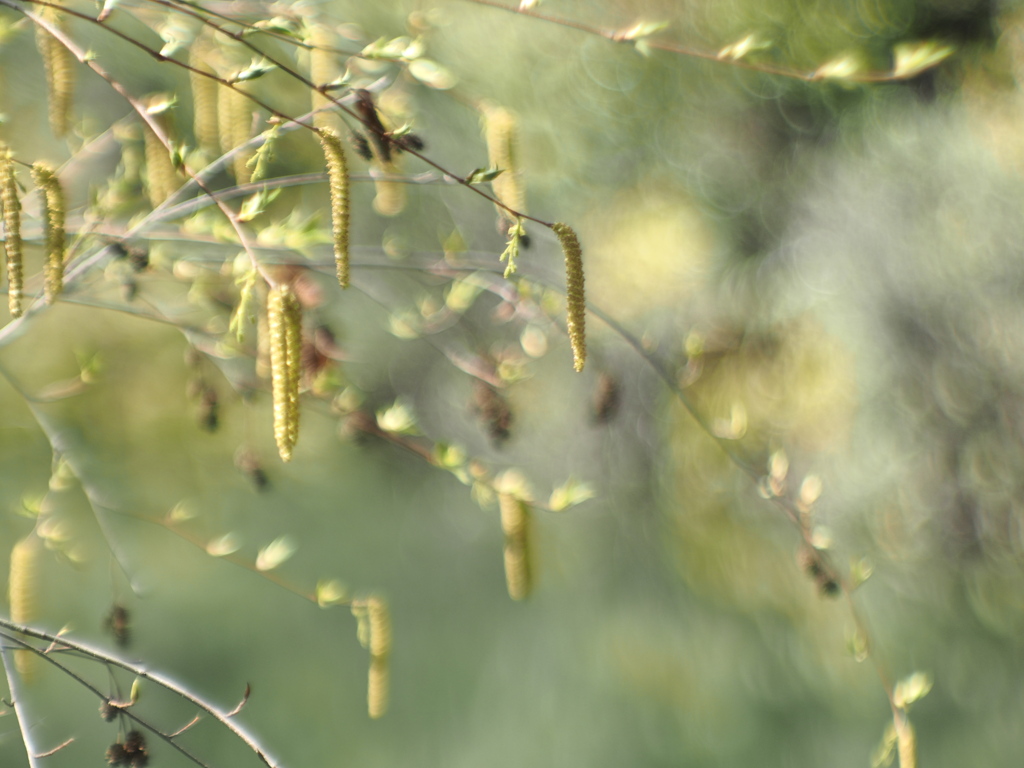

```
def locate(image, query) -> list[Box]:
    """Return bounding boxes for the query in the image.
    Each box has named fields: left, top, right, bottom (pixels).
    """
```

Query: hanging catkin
left=142, top=124, right=179, bottom=207
left=309, top=22, right=340, bottom=131
left=8, top=534, right=41, bottom=681
left=499, top=493, right=533, bottom=600
left=367, top=596, right=391, bottom=718
left=267, top=284, right=301, bottom=461
left=551, top=223, right=586, bottom=372
left=483, top=104, right=526, bottom=221
left=1, top=147, right=23, bottom=318
left=352, top=596, right=391, bottom=718
left=189, top=50, right=220, bottom=156
left=896, top=717, right=916, bottom=768
left=35, top=4, right=75, bottom=139
left=318, top=128, right=351, bottom=288
left=30, top=162, right=66, bottom=303
left=218, top=85, right=253, bottom=184
left=372, top=174, right=406, bottom=217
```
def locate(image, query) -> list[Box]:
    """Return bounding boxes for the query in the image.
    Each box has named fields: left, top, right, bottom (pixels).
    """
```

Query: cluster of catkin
left=0, top=147, right=67, bottom=318
left=260, top=128, right=350, bottom=462
left=352, top=596, right=392, bottom=719
left=482, top=104, right=587, bottom=372
left=188, top=44, right=255, bottom=182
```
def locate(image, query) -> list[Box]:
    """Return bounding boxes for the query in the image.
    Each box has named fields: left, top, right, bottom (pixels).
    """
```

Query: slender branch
left=18, top=0, right=554, bottom=229
left=1, top=629, right=215, bottom=768
left=0, top=619, right=285, bottom=768
left=0, top=642, right=42, bottom=768
left=463, top=0, right=948, bottom=83
left=7, top=0, right=900, bottom=725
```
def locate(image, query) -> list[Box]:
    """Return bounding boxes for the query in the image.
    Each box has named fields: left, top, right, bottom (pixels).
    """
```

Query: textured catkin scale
left=318, top=129, right=351, bottom=287
left=1, top=147, right=23, bottom=318
left=8, top=535, right=41, bottom=681
left=218, top=85, right=253, bottom=184
left=189, top=52, right=220, bottom=156
left=499, top=494, right=533, bottom=600
left=268, top=285, right=302, bottom=461
left=31, top=163, right=66, bottom=303
left=483, top=104, right=526, bottom=220
left=552, top=223, right=587, bottom=372
left=35, top=9, right=75, bottom=139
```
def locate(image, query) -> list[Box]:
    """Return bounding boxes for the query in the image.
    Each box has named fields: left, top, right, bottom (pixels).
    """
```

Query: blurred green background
left=3, top=0, right=1024, bottom=766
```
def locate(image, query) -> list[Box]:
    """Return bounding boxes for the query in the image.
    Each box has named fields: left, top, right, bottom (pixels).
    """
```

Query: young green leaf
left=893, top=672, right=932, bottom=709
left=231, top=58, right=276, bottom=83
left=237, top=187, right=280, bottom=223
left=465, top=166, right=505, bottom=184
left=549, top=478, right=596, bottom=511
left=892, top=41, right=955, bottom=79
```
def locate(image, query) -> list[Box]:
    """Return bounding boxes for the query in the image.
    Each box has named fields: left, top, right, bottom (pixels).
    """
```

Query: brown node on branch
left=104, top=603, right=131, bottom=647
left=473, top=380, right=513, bottom=444
left=123, top=730, right=149, bottom=768
left=592, top=372, right=621, bottom=424
left=796, top=544, right=840, bottom=597
left=235, top=449, right=269, bottom=492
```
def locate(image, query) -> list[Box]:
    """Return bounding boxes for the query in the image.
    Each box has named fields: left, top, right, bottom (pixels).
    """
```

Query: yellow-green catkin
left=309, top=22, right=340, bottom=131
left=483, top=104, right=526, bottom=222
left=268, top=284, right=301, bottom=461
left=551, top=223, right=586, bottom=372
left=142, top=123, right=180, bottom=208
left=30, top=162, right=66, bottom=303
left=499, top=493, right=532, bottom=600
left=368, top=656, right=389, bottom=720
left=896, top=716, right=916, bottom=768
left=8, top=534, right=41, bottom=681
left=35, top=5, right=75, bottom=139
left=318, top=128, right=350, bottom=287
left=218, top=85, right=253, bottom=184
left=1, top=147, right=23, bottom=318
left=353, top=596, right=391, bottom=718
left=372, top=174, right=406, bottom=217
left=189, top=51, right=220, bottom=156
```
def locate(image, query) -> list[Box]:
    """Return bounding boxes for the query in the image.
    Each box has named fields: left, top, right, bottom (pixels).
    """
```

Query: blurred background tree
left=1, top=0, right=1023, bottom=766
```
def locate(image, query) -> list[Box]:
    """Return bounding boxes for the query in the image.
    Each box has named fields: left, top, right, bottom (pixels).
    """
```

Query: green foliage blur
left=2, top=0, right=1024, bottom=766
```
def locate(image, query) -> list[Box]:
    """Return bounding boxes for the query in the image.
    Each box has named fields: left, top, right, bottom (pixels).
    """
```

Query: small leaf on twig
left=256, top=535, right=297, bottom=571
left=893, top=671, right=932, bottom=709
left=465, top=166, right=505, bottom=185
left=230, top=58, right=276, bottom=83
left=892, top=40, right=955, bottom=79
left=812, top=54, right=861, bottom=80
left=718, top=34, right=769, bottom=61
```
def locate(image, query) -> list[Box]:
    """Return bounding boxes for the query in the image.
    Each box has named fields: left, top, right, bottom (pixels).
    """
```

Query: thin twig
left=0, top=621, right=285, bottom=768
